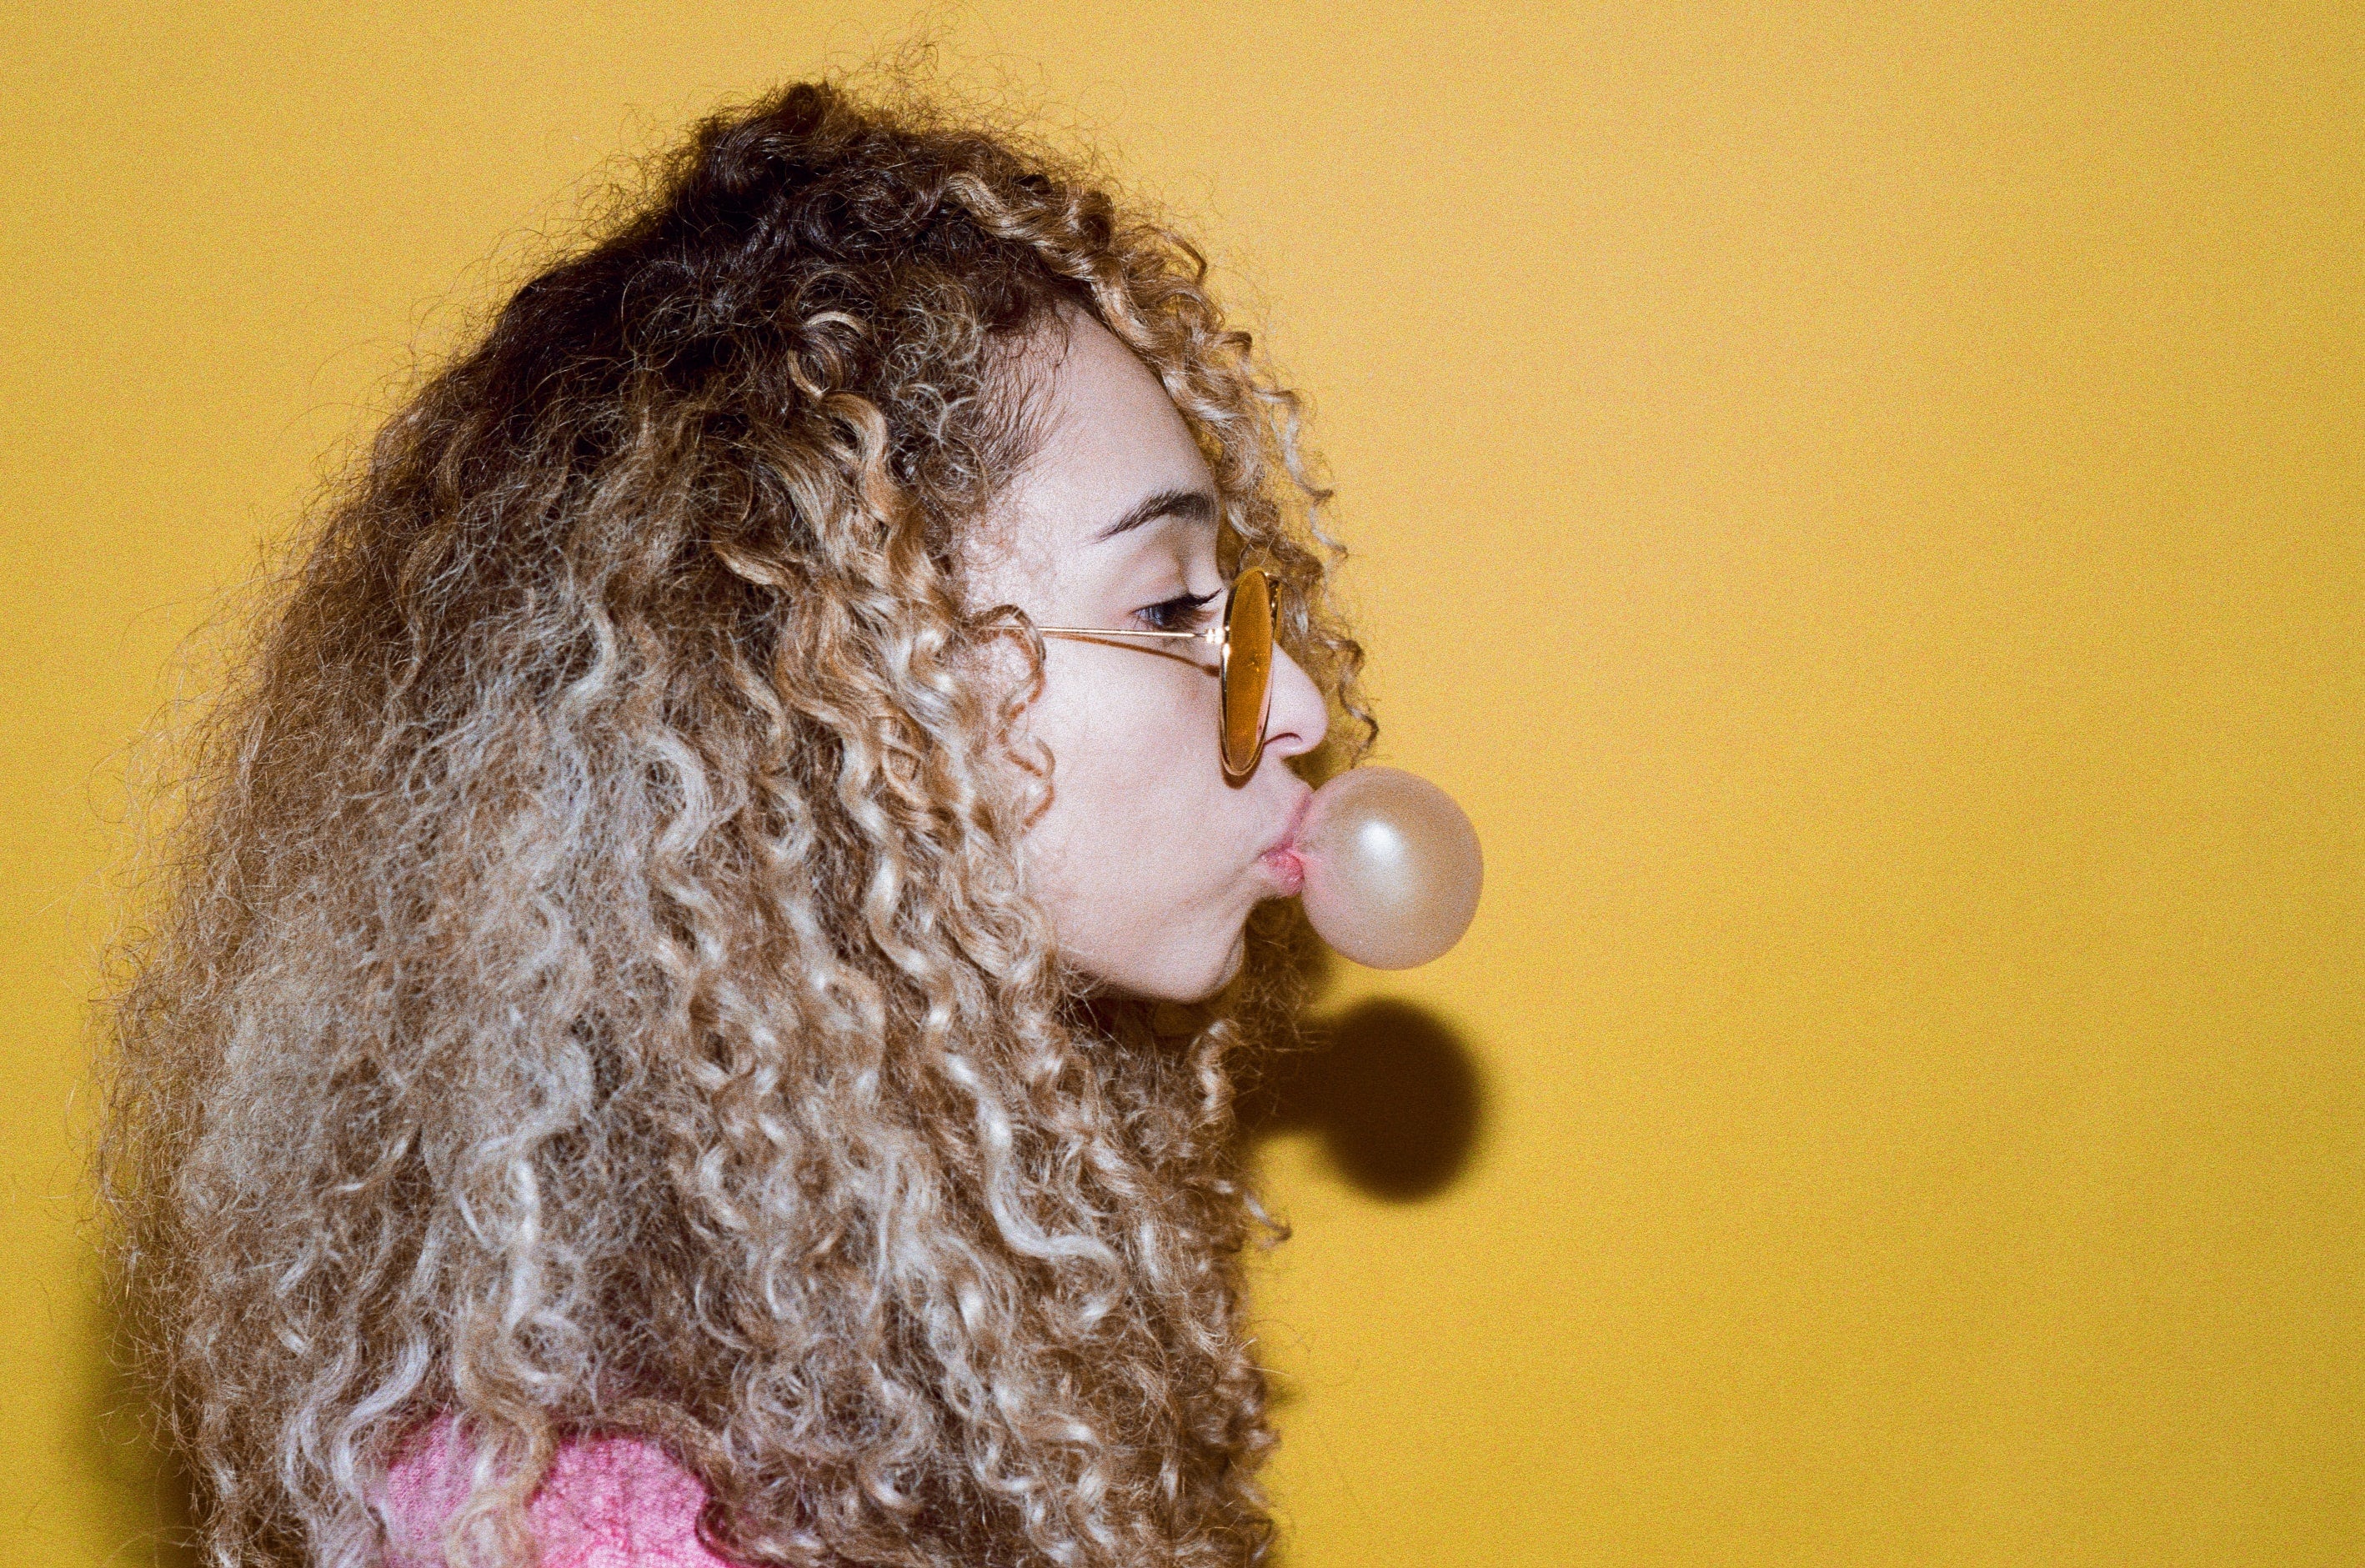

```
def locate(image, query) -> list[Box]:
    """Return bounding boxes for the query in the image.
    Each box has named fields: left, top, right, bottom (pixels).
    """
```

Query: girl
left=105, top=79, right=1365, bottom=1568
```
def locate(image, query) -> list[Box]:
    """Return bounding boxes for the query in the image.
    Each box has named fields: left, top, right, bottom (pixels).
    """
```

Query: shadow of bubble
left=1240, top=997, right=1486, bottom=1202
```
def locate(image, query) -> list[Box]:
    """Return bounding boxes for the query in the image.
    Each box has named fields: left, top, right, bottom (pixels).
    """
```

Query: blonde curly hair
left=101, top=81, right=1368, bottom=1568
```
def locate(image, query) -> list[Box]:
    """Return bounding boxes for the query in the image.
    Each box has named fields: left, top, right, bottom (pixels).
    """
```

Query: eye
left=1135, top=588, right=1220, bottom=634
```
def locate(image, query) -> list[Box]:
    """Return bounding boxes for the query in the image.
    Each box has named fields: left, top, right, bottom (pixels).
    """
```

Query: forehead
left=981, top=313, right=1218, bottom=569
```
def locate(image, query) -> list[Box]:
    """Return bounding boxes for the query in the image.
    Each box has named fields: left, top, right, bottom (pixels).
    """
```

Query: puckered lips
left=1255, top=787, right=1313, bottom=897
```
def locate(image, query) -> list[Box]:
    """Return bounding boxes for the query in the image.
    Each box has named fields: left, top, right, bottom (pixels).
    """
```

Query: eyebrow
left=1095, top=486, right=1219, bottom=542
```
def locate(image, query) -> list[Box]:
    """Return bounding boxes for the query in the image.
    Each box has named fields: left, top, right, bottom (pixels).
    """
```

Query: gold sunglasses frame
left=1035, top=565, right=1282, bottom=781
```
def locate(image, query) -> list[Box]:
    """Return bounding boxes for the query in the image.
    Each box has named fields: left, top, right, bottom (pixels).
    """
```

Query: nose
left=1259, top=642, right=1330, bottom=764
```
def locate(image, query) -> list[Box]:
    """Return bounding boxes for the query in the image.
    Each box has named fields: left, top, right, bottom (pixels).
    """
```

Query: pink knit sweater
left=381, top=1419, right=738, bottom=1567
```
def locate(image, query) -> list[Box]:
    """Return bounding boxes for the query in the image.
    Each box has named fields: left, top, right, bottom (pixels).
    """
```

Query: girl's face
left=970, top=315, right=1329, bottom=1002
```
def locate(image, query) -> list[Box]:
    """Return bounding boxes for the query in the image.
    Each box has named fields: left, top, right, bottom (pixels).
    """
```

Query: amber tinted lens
left=1219, top=568, right=1275, bottom=777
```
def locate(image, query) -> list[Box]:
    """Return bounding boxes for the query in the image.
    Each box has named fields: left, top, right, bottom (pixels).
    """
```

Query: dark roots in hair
left=102, top=79, right=1367, bottom=1568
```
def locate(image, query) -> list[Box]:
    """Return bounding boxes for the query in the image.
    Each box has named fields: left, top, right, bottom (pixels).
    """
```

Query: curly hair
left=100, top=80, right=1367, bottom=1568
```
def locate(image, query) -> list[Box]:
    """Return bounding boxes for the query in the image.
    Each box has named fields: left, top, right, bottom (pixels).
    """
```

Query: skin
left=969, top=313, right=1328, bottom=1002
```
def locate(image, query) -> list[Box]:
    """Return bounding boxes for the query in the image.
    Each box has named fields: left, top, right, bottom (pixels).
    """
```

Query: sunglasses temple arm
left=1034, top=627, right=1221, bottom=644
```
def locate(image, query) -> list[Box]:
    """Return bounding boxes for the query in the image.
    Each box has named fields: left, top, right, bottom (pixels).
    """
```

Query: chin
left=1173, top=934, right=1247, bottom=1004
left=1095, top=932, right=1246, bottom=1006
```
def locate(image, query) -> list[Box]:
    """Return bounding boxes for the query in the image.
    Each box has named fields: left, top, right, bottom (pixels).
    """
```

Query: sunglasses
left=1035, top=565, right=1282, bottom=781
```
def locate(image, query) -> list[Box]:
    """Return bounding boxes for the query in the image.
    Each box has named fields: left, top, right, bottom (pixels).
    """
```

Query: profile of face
left=969, top=315, right=1329, bottom=1002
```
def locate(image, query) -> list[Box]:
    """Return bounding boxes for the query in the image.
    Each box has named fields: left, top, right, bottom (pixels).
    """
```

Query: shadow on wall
left=1237, top=997, right=1488, bottom=1201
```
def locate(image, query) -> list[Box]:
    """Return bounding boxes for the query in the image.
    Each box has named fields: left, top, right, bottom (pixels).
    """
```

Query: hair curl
left=101, top=81, right=1368, bottom=1568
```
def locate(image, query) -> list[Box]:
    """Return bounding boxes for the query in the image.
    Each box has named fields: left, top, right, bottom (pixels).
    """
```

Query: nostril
left=1260, top=648, right=1330, bottom=758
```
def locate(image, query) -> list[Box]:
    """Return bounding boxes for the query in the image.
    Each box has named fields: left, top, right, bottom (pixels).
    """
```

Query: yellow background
left=4, top=4, right=2359, bottom=1565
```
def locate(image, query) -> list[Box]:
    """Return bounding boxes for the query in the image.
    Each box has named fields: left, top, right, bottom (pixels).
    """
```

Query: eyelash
left=1136, top=589, right=1220, bottom=634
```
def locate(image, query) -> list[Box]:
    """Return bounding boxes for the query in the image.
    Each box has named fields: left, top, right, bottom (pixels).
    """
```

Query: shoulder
left=381, top=1415, right=739, bottom=1567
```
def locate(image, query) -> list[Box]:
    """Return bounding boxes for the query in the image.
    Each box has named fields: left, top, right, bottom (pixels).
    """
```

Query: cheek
left=1014, top=654, right=1274, bottom=1000
left=1041, top=635, right=1209, bottom=760
left=1031, top=667, right=1199, bottom=851
left=1021, top=659, right=1230, bottom=921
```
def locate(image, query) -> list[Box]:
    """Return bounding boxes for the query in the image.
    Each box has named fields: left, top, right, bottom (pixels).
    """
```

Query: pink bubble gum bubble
left=1295, top=767, right=1483, bottom=969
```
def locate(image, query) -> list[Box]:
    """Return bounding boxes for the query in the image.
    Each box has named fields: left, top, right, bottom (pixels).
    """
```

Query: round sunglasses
left=1035, top=565, right=1282, bottom=781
